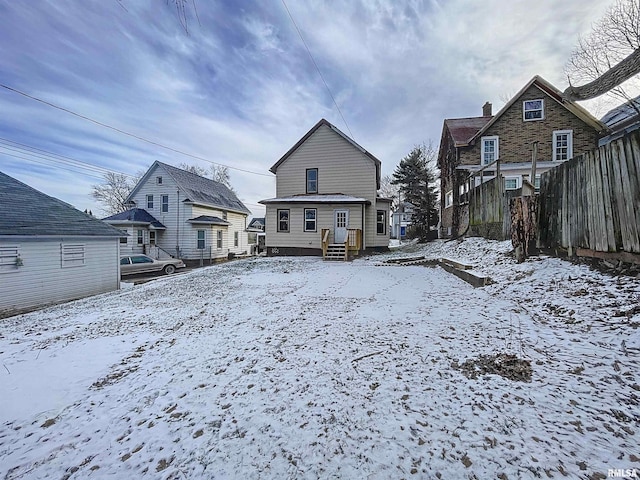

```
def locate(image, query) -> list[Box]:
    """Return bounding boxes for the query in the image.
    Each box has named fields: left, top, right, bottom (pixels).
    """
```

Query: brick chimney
left=482, top=101, right=492, bottom=117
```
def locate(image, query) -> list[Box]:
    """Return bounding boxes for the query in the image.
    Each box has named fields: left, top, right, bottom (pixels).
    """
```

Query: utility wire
left=0, top=83, right=273, bottom=177
left=280, top=0, right=354, bottom=139
left=0, top=137, right=267, bottom=209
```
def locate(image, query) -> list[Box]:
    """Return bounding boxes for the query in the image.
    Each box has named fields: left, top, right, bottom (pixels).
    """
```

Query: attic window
left=306, top=168, right=318, bottom=194
left=156, top=176, right=163, bottom=184
left=523, top=99, right=544, bottom=121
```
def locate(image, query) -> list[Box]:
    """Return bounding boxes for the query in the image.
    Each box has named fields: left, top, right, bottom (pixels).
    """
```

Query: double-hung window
left=304, top=209, right=317, bottom=232
left=504, top=176, right=521, bottom=190
left=553, top=130, right=573, bottom=161
left=161, top=195, right=169, bottom=213
left=376, top=210, right=386, bottom=235
left=523, top=99, right=544, bottom=121
left=481, top=136, right=499, bottom=165
left=137, top=230, right=144, bottom=245
left=306, top=168, right=318, bottom=194
left=146, top=194, right=153, bottom=209
left=217, top=230, right=223, bottom=249
left=234, top=231, right=239, bottom=247
left=277, top=209, right=290, bottom=232
left=197, top=230, right=205, bottom=250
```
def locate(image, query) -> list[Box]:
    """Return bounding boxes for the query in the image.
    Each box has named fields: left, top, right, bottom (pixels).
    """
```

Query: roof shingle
left=0, top=171, right=126, bottom=237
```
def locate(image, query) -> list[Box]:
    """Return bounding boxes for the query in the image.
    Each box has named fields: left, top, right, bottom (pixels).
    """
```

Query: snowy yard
left=1, top=238, right=639, bottom=479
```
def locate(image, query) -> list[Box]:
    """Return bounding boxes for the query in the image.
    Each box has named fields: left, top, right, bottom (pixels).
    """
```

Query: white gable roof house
left=0, top=171, right=126, bottom=318
left=260, top=119, right=391, bottom=260
left=104, top=161, right=251, bottom=264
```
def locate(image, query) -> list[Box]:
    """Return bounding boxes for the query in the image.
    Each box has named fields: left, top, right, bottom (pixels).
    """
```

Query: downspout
left=176, top=189, right=180, bottom=258
left=361, top=203, right=365, bottom=252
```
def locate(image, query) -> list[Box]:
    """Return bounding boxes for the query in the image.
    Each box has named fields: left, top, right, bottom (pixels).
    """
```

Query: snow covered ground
left=1, top=238, right=639, bottom=479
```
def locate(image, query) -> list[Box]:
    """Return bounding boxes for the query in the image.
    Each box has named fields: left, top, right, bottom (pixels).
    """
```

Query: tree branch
left=564, top=47, right=640, bottom=101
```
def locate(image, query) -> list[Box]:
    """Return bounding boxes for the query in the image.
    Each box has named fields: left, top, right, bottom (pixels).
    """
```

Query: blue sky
left=0, top=0, right=615, bottom=217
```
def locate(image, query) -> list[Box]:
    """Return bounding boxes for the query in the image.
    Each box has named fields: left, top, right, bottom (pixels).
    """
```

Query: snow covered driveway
left=1, top=240, right=639, bottom=479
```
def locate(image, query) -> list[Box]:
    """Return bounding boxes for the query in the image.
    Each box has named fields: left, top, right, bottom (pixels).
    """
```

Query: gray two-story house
left=104, top=161, right=251, bottom=262
left=260, top=119, right=391, bottom=259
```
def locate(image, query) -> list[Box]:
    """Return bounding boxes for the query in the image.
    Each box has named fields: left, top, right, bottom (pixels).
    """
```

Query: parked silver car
left=120, top=255, right=186, bottom=276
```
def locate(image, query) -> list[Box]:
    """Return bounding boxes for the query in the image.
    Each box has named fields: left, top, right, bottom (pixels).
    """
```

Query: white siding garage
left=0, top=171, right=125, bottom=318
left=0, top=238, right=120, bottom=316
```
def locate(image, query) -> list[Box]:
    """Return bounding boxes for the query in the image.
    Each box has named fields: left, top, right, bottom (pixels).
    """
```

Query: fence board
left=538, top=130, right=640, bottom=257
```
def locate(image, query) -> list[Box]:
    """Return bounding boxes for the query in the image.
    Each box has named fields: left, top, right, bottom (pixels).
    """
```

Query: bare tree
left=92, top=172, right=138, bottom=215
left=177, top=162, right=236, bottom=193
left=378, top=174, right=399, bottom=211
left=565, top=0, right=640, bottom=108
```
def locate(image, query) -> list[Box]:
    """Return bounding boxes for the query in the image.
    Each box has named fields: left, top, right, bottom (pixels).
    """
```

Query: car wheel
left=164, top=265, right=176, bottom=275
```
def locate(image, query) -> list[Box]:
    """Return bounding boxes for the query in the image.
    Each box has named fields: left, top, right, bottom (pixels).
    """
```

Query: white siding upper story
left=127, top=164, right=249, bottom=260
left=0, top=238, right=120, bottom=316
left=275, top=125, right=378, bottom=202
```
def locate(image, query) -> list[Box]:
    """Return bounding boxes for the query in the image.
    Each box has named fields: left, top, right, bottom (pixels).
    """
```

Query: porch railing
left=321, top=228, right=362, bottom=260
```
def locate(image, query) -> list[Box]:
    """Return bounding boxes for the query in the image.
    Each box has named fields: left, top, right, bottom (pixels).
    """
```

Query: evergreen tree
left=391, top=143, right=439, bottom=240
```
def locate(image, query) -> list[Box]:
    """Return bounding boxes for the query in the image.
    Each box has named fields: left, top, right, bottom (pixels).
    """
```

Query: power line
left=0, top=83, right=273, bottom=177
left=280, top=0, right=354, bottom=139
left=0, top=138, right=129, bottom=177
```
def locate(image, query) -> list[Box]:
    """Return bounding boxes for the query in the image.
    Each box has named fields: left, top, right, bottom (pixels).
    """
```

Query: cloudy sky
left=0, top=0, right=615, bottom=218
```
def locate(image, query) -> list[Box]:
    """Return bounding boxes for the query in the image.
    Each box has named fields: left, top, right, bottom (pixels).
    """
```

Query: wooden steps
left=324, top=243, right=347, bottom=261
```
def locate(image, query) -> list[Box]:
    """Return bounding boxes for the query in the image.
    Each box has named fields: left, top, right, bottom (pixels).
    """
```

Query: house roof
left=0, top=171, right=126, bottom=237
left=469, top=76, right=608, bottom=143
left=598, top=96, right=640, bottom=146
left=269, top=118, right=382, bottom=189
left=248, top=217, right=265, bottom=228
left=259, top=194, right=371, bottom=205
left=128, top=161, right=251, bottom=215
left=186, top=215, right=230, bottom=226
left=102, top=208, right=166, bottom=229
left=443, top=117, right=493, bottom=147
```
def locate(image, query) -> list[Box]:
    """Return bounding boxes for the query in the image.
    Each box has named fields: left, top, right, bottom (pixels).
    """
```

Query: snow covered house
left=103, top=161, right=251, bottom=262
left=0, top=171, right=125, bottom=317
left=260, top=119, right=391, bottom=259
left=438, top=76, right=608, bottom=238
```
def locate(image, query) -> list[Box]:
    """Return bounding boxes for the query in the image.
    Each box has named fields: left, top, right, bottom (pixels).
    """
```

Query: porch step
left=324, top=243, right=347, bottom=261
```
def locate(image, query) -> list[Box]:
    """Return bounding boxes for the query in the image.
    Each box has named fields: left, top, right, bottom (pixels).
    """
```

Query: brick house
left=437, top=76, right=608, bottom=238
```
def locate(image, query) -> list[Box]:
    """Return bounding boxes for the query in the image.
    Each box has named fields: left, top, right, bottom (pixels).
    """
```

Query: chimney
left=482, top=101, right=492, bottom=117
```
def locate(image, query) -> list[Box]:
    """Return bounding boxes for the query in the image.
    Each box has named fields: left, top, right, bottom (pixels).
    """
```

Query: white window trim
left=217, top=230, right=223, bottom=249
left=480, top=136, right=499, bottom=165
left=304, top=208, right=317, bottom=232
left=146, top=194, right=153, bottom=209
left=376, top=210, right=386, bottom=235
left=61, top=244, right=85, bottom=268
left=161, top=195, right=169, bottom=213
left=504, top=176, right=521, bottom=190
left=445, top=190, right=453, bottom=208
left=196, top=230, right=206, bottom=250
left=523, top=99, right=544, bottom=121
left=0, top=246, right=20, bottom=273
left=553, top=130, right=573, bottom=161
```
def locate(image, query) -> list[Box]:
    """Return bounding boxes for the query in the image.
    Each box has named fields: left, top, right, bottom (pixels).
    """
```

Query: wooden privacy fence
left=468, top=176, right=522, bottom=240
left=537, top=130, right=640, bottom=260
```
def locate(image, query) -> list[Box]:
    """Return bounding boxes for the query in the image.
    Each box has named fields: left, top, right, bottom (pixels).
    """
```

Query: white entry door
left=334, top=209, right=349, bottom=243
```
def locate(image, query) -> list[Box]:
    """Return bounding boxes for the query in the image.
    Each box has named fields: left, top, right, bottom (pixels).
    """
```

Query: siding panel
left=0, top=238, right=120, bottom=316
